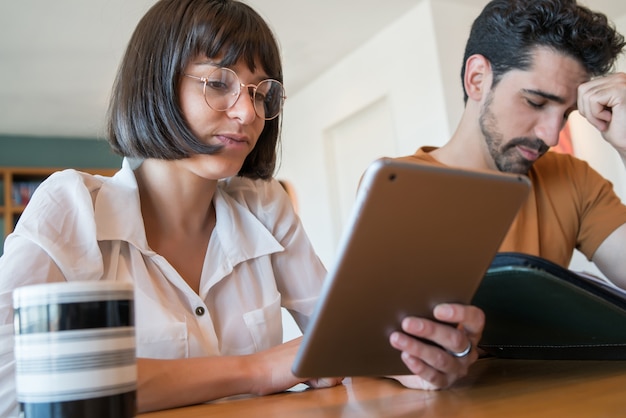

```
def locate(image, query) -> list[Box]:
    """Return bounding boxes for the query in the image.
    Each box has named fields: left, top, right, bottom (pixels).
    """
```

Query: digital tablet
left=292, top=158, right=531, bottom=377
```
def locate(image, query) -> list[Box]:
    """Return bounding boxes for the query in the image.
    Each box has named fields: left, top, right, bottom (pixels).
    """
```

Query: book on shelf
left=11, top=180, right=44, bottom=206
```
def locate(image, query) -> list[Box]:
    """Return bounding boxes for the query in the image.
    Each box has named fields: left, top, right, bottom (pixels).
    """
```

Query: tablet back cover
left=292, top=158, right=530, bottom=377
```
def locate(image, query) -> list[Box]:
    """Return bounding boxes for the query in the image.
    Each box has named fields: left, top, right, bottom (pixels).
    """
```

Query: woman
left=0, top=0, right=484, bottom=414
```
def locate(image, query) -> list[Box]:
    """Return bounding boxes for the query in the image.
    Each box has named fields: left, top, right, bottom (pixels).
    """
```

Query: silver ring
left=449, top=342, right=472, bottom=358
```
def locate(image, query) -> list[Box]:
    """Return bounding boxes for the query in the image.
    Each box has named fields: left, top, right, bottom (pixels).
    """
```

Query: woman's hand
left=388, top=303, right=485, bottom=390
left=248, top=337, right=343, bottom=396
left=136, top=338, right=342, bottom=412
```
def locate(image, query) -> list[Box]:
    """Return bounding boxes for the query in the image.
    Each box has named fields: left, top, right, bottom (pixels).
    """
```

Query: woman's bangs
left=190, top=8, right=281, bottom=80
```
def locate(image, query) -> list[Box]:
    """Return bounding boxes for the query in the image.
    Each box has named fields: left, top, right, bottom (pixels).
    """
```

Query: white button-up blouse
left=0, top=158, right=326, bottom=417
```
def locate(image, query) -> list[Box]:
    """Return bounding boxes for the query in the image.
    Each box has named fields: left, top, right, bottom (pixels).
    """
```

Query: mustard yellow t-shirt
left=396, top=147, right=626, bottom=268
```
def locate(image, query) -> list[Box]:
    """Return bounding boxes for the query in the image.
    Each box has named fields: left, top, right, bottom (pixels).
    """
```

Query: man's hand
left=578, top=72, right=626, bottom=156
left=388, top=303, right=484, bottom=390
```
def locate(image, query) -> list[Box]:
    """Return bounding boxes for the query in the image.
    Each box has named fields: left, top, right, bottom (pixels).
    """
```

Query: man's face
left=478, top=47, right=589, bottom=174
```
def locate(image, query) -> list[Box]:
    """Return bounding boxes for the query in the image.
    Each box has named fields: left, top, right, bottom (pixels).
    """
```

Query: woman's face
left=178, top=56, right=268, bottom=180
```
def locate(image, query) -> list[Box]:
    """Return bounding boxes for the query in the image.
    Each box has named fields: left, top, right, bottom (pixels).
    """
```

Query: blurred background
left=2, top=1, right=626, bottom=341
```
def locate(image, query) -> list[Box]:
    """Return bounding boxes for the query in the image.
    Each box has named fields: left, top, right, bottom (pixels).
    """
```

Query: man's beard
left=479, top=93, right=549, bottom=174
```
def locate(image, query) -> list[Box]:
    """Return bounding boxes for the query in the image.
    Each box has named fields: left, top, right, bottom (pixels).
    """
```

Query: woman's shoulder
left=20, top=169, right=118, bottom=225
left=32, top=169, right=106, bottom=201
left=43, top=168, right=109, bottom=188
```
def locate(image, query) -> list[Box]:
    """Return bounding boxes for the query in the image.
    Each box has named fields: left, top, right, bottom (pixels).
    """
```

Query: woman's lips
left=216, top=134, right=249, bottom=147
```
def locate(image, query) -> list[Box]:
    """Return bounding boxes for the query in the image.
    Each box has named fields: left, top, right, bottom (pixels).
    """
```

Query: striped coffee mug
left=13, top=281, right=136, bottom=418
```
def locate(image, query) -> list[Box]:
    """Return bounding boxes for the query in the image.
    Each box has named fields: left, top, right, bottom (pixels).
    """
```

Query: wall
left=279, top=0, right=465, bottom=268
left=278, top=0, right=481, bottom=341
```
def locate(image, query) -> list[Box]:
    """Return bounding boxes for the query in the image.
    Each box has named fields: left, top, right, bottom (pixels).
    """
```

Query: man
left=398, top=0, right=626, bottom=288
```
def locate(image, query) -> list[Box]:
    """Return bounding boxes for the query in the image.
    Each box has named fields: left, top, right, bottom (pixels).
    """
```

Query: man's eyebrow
left=522, top=88, right=566, bottom=104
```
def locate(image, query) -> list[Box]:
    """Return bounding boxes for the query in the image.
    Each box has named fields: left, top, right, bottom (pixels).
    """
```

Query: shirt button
left=195, top=306, right=205, bottom=316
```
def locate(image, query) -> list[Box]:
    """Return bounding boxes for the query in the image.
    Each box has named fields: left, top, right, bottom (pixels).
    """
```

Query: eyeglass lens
left=203, top=68, right=284, bottom=120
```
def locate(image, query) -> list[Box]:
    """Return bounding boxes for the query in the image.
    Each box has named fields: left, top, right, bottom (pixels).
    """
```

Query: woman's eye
left=206, top=81, right=230, bottom=92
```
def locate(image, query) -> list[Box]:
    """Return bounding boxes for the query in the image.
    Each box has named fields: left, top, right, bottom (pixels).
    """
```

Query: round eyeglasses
left=184, top=67, right=286, bottom=121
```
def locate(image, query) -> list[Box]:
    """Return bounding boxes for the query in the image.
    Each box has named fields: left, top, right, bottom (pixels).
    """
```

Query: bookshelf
left=0, top=166, right=118, bottom=244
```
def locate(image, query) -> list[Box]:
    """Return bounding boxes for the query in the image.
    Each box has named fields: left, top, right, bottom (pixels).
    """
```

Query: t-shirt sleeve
left=573, top=159, right=626, bottom=259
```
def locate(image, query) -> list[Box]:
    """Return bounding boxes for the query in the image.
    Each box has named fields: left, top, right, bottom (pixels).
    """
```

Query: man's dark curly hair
left=461, top=0, right=625, bottom=102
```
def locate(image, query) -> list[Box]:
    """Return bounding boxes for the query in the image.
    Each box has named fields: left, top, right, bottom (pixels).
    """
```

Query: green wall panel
left=0, top=135, right=122, bottom=168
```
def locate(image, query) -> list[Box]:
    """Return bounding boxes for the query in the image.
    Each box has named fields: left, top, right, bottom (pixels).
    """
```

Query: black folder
left=472, top=252, right=626, bottom=360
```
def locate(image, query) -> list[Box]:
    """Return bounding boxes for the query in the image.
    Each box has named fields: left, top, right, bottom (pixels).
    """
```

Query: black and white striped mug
left=13, top=281, right=136, bottom=418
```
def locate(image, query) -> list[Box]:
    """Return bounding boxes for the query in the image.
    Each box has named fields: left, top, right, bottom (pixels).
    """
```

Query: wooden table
left=138, top=357, right=626, bottom=417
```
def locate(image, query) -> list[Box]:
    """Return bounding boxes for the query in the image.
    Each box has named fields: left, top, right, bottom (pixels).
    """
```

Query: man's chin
left=496, top=160, right=533, bottom=175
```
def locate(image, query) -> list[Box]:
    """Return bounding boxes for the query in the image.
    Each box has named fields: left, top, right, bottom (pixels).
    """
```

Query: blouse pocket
left=136, top=322, right=188, bottom=359
left=242, top=294, right=283, bottom=352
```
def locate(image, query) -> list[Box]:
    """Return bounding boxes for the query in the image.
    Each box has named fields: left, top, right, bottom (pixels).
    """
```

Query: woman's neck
left=134, top=159, right=217, bottom=236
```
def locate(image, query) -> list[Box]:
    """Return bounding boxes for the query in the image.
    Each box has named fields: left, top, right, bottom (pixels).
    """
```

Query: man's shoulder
left=533, top=151, right=591, bottom=174
left=393, top=146, right=440, bottom=165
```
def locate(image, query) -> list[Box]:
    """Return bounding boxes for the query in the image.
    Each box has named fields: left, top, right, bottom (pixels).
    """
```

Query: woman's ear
left=464, top=54, right=492, bottom=102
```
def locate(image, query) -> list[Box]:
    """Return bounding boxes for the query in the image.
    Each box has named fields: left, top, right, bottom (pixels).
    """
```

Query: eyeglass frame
left=183, top=67, right=286, bottom=121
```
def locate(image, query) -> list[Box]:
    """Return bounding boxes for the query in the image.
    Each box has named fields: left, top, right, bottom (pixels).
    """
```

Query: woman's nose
left=226, top=87, right=258, bottom=124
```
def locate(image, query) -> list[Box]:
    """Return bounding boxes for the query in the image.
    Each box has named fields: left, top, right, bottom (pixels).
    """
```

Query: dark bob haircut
left=461, top=0, right=625, bottom=103
left=107, top=0, right=283, bottom=180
